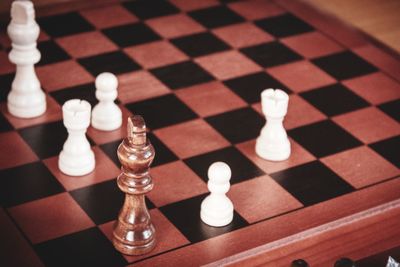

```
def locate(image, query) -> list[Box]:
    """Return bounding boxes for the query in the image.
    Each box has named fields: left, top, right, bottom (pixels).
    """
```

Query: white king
left=255, top=89, right=291, bottom=161
left=7, top=0, right=46, bottom=118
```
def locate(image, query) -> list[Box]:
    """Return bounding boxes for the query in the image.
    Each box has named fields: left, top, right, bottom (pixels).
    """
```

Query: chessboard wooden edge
left=127, top=177, right=400, bottom=266
left=288, top=0, right=400, bottom=61
left=275, top=0, right=400, bottom=80
left=208, top=195, right=400, bottom=266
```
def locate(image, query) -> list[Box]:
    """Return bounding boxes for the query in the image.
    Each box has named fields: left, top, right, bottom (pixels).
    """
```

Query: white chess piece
left=58, top=99, right=95, bottom=176
left=91, top=72, right=122, bottom=131
left=256, top=89, right=291, bottom=161
left=200, top=162, right=234, bottom=227
left=7, top=0, right=46, bottom=118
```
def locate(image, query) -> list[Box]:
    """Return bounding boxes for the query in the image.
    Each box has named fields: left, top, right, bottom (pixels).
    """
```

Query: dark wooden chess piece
left=334, top=258, right=356, bottom=267
left=291, top=259, right=309, bottom=267
left=113, top=115, right=156, bottom=255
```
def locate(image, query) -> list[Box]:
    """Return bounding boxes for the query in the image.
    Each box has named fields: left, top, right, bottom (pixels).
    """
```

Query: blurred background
left=1, top=0, right=399, bottom=54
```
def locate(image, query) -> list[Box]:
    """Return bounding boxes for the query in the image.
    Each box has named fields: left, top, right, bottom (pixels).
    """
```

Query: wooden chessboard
left=0, top=0, right=399, bottom=266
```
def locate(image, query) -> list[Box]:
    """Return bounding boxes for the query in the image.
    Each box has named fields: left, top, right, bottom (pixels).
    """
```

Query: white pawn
left=7, top=0, right=46, bottom=118
left=58, top=99, right=95, bottom=176
left=256, top=89, right=291, bottom=161
left=200, top=162, right=234, bottom=227
left=91, top=72, right=122, bottom=131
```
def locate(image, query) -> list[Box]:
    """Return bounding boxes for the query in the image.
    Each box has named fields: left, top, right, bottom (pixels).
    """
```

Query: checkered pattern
left=0, top=0, right=399, bottom=266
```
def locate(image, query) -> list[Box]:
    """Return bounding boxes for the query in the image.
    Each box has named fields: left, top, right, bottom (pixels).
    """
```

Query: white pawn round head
left=208, top=161, right=231, bottom=184
left=95, top=72, right=118, bottom=92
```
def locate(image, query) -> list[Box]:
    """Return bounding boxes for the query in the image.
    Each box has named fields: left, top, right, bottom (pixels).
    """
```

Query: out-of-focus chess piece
left=386, top=256, right=399, bottom=267
left=334, top=257, right=356, bottom=267
left=91, top=72, right=122, bottom=131
left=7, top=0, right=46, bottom=118
left=291, top=259, right=309, bottom=267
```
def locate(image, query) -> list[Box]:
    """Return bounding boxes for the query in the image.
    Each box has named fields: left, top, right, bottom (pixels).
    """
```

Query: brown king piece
left=113, top=115, right=156, bottom=255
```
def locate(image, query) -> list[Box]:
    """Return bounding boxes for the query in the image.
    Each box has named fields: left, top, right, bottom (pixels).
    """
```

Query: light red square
left=80, top=5, right=138, bottom=29
left=267, top=60, right=336, bottom=93
left=212, top=22, right=274, bottom=48
left=56, top=31, right=118, bottom=58
left=281, top=31, right=344, bottom=59
left=228, top=0, right=285, bottom=20
left=146, top=13, right=205, bottom=39
left=99, top=209, right=189, bottom=263
left=43, top=146, right=120, bottom=191
left=0, top=51, right=14, bottom=74
left=333, top=107, right=400, bottom=144
left=252, top=94, right=326, bottom=130
left=175, top=81, right=246, bottom=117
left=321, top=146, right=399, bottom=189
left=343, top=72, right=400, bottom=105
left=148, top=161, right=208, bottom=207
left=124, top=40, right=188, bottom=69
left=37, top=60, right=93, bottom=91
left=87, top=105, right=132, bottom=145
left=229, top=175, right=302, bottom=223
left=195, top=50, right=262, bottom=80
left=0, top=131, right=38, bottom=170
left=117, top=70, right=170, bottom=104
left=9, top=192, right=95, bottom=244
left=38, top=31, right=50, bottom=42
left=154, top=118, right=230, bottom=159
left=170, top=0, right=218, bottom=11
left=236, top=138, right=315, bottom=174
left=1, top=95, right=62, bottom=129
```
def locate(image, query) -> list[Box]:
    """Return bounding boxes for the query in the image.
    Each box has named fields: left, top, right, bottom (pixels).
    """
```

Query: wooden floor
left=303, top=0, right=400, bottom=53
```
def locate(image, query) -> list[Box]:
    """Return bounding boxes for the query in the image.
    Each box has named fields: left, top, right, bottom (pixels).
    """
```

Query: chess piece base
left=91, top=107, right=122, bottom=131
left=200, top=196, right=234, bottom=227
left=91, top=118, right=122, bottom=131
left=200, top=210, right=233, bottom=227
left=112, top=193, right=156, bottom=256
left=7, top=91, right=46, bottom=118
left=58, top=150, right=95, bottom=176
left=255, top=137, right=291, bottom=161
left=112, top=223, right=156, bottom=255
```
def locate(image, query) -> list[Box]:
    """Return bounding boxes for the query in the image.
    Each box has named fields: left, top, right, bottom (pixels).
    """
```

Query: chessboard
left=0, top=0, right=399, bottom=266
